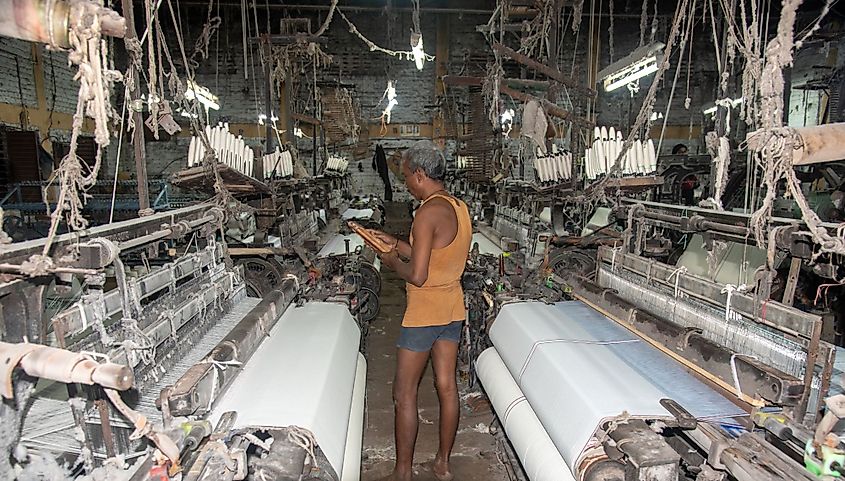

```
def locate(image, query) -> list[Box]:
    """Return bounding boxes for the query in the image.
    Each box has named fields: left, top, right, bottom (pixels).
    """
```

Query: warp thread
left=730, top=353, right=760, bottom=398
left=667, top=266, right=688, bottom=298
left=721, top=283, right=749, bottom=321
left=287, top=426, right=318, bottom=465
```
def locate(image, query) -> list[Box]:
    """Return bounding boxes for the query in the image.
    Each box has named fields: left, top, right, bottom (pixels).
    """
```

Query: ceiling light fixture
left=411, top=32, right=425, bottom=71
left=185, top=81, right=220, bottom=111
left=599, top=43, right=664, bottom=92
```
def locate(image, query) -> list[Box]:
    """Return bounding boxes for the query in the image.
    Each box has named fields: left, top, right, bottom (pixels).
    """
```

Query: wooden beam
left=248, top=34, right=329, bottom=45
left=498, top=84, right=593, bottom=128
left=122, top=0, right=150, bottom=212
left=291, top=113, right=322, bottom=125
left=442, top=76, right=592, bottom=127
left=475, top=23, right=526, bottom=33
left=442, top=75, right=484, bottom=86
left=442, top=75, right=549, bottom=90
left=492, top=42, right=597, bottom=97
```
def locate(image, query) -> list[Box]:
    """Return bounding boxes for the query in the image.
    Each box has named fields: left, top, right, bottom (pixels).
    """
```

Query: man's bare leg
left=430, top=339, right=459, bottom=481
left=391, top=348, right=430, bottom=481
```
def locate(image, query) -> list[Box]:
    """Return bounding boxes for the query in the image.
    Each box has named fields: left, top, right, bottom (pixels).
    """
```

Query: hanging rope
left=336, top=9, right=435, bottom=63
left=144, top=0, right=160, bottom=136
left=572, top=0, right=584, bottom=33
left=191, top=0, right=221, bottom=64
left=638, top=0, right=649, bottom=46
left=109, top=89, right=130, bottom=223
left=586, top=0, right=692, bottom=202
left=314, top=0, right=338, bottom=36
left=40, top=3, right=122, bottom=262
left=608, top=0, right=615, bottom=63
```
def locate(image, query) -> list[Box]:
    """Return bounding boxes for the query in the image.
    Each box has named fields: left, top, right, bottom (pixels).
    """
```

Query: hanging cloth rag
left=521, top=100, right=548, bottom=155
left=373, top=144, right=393, bottom=201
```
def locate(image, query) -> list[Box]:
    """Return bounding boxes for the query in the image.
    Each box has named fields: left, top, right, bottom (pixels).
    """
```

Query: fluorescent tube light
left=185, top=81, right=220, bottom=111
left=604, top=59, right=658, bottom=92
left=598, top=43, right=664, bottom=93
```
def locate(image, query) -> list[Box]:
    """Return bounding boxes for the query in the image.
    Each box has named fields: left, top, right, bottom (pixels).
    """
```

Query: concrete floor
left=361, top=203, right=510, bottom=481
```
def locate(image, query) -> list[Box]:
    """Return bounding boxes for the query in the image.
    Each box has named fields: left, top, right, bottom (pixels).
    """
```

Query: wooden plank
left=291, top=113, right=321, bottom=125
left=492, top=42, right=597, bottom=97
left=248, top=34, right=328, bottom=45
left=442, top=75, right=549, bottom=90
left=442, top=75, right=591, bottom=126
left=498, top=84, right=593, bottom=128
left=571, top=291, right=765, bottom=407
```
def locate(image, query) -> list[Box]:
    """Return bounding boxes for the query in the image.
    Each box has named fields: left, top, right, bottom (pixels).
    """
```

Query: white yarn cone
left=634, top=140, right=644, bottom=174
left=646, top=139, right=657, bottom=174
left=187, top=136, right=196, bottom=167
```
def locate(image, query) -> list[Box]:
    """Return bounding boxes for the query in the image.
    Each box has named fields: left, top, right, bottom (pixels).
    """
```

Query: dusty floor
left=361, top=203, right=510, bottom=481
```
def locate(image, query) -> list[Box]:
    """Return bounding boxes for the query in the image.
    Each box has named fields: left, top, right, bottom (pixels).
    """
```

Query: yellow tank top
left=403, top=193, right=472, bottom=327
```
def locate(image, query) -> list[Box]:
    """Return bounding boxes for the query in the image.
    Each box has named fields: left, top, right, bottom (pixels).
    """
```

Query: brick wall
left=0, top=39, right=39, bottom=109
left=126, top=7, right=841, bottom=187
left=0, top=39, right=87, bottom=154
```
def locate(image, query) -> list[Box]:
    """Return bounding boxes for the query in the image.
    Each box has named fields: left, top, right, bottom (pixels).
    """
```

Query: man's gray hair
left=403, top=140, right=446, bottom=181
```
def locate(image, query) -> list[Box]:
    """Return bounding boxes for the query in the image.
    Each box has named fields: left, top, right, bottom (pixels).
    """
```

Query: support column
left=121, top=0, right=150, bottom=214
left=262, top=37, right=275, bottom=153
left=433, top=13, right=449, bottom=146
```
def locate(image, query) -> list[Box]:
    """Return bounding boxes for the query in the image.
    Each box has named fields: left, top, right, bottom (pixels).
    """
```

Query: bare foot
left=382, top=467, right=412, bottom=481
left=432, top=456, right=453, bottom=481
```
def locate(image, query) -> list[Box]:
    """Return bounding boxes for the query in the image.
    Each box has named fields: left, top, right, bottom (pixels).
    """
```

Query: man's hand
left=379, top=249, right=401, bottom=270
left=368, top=229, right=399, bottom=251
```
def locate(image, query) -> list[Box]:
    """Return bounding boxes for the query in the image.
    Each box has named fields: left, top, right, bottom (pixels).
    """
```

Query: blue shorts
left=396, top=320, right=463, bottom=352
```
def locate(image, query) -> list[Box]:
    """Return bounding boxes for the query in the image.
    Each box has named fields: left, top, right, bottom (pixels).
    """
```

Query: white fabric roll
left=476, top=348, right=575, bottom=481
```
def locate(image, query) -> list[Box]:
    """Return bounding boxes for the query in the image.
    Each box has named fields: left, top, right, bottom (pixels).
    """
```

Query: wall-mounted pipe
left=747, top=123, right=845, bottom=166
left=0, top=0, right=125, bottom=48
left=0, top=341, right=133, bottom=399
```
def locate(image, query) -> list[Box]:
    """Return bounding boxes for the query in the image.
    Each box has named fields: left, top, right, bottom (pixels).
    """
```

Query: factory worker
left=367, top=140, right=471, bottom=481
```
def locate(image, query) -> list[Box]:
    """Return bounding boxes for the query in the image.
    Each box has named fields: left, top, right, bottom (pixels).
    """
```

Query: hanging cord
left=482, top=50, right=504, bottom=129
left=162, top=0, right=231, bottom=204
left=730, top=354, right=759, bottom=398
left=336, top=9, right=434, bottom=62
left=656, top=0, right=697, bottom=156
left=649, top=0, right=659, bottom=44
left=572, top=0, right=584, bottom=33
left=745, top=0, right=845, bottom=259
left=794, top=0, right=835, bottom=47
left=587, top=0, right=692, bottom=200
left=683, top=8, right=694, bottom=110
left=638, top=0, right=649, bottom=46
left=608, top=0, right=615, bottom=63
left=109, top=89, right=130, bottom=223
left=721, top=283, right=749, bottom=321
left=190, top=0, right=221, bottom=64
left=39, top=4, right=122, bottom=263
left=411, top=0, right=422, bottom=35
left=667, top=265, right=688, bottom=298
left=314, top=0, right=338, bottom=36
left=144, top=0, right=159, bottom=136
left=518, top=0, right=555, bottom=58
left=288, top=426, right=318, bottom=465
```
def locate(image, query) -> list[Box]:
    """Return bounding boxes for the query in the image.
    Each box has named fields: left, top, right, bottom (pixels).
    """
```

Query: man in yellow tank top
left=370, top=140, right=471, bottom=481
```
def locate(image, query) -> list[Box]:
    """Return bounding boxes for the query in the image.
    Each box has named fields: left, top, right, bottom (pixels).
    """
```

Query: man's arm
left=380, top=206, right=436, bottom=287
left=369, top=231, right=412, bottom=259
